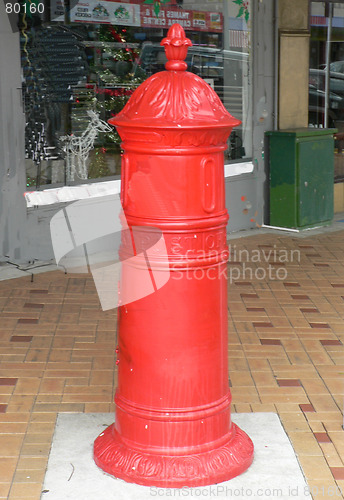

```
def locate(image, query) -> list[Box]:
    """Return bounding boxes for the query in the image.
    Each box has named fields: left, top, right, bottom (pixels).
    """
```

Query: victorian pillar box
left=94, top=23, right=254, bottom=488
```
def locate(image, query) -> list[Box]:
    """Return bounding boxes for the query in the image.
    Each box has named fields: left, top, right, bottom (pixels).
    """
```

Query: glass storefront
left=309, top=1, right=344, bottom=182
left=20, top=0, right=252, bottom=189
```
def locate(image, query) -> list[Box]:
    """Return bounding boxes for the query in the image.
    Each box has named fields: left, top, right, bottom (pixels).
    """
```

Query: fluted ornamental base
left=94, top=423, right=254, bottom=488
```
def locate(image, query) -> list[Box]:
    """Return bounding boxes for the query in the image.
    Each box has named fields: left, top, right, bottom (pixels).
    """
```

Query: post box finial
left=161, top=23, right=192, bottom=71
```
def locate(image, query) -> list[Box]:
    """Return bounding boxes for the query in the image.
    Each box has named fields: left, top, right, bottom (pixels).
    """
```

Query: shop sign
left=50, top=0, right=67, bottom=21
left=66, top=0, right=222, bottom=32
left=140, top=7, right=223, bottom=32
left=70, top=1, right=140, bottom=26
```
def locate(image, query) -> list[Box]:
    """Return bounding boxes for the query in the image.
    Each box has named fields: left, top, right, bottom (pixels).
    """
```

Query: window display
left=20, top=0, right=252, bottom=188
left=310, top=1, right=344, bottom=181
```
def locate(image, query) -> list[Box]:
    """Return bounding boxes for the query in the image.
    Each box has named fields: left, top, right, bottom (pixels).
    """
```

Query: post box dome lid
left=109, top=24, right=241, bottom=130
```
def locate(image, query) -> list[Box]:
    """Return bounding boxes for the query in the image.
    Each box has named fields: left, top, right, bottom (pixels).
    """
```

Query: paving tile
left=308, top=351, right=334, bottom=365
left=300, top=403, right=316, bottom=413
left=327, top=432, right=344, bottom=457
left=13, top=469, right=46, bottom=483
left=250, top=403, right=276, bottom=412
left=0, top=483, right=11, bottom=498
left=229, top=372, right=255, bottom=387
left=0, top=435, right=24, bottom=456
left=23, top=433, right=54, bottom=446
left=306, top=479, right=342, bottom=499
left=314, top=432, right=332, bottom=443
left=10, top=336, right=33, bottom=343
left=260, top=339, right=282, bottom=345
left=279, top=414, right=311, bottom=432
left=300, top=307, right=319, bottom=313
left=17, top=319, right=39, bottom=325
left=29, top=413, right=57, bottom=424
left=19, top=442, right=52, bottom=458
left=320, top=339, right=343, bottom=346
left=89, top=371, right=113, bottom=386
left=39, top=379, right=65, bottom=394
left=16, top=457, right=48, bottom=471
left=322, top=379, right=344, bottom=395
left=302, top=379, right=330, bottom=396
left=8, top=482, right=43, bottom=498
left=306, top=413, right=343, bottom=429
left=330, top=467, right=344, bottom=480
left=251, top=371, right=277, bottom=387
left=252, top=321, right=274, bottom=329
left=277, top=379, right=302, bottom=387
left=309, top=395, right=341, bottom=413
left=85, top=402, right=114, bottom=413
left=59, top=403, right=85, bottom=412
left=27, top=413, right=54, bottom=428
left=320, top=443, right=344, bottom=468
left=299, top=456, right=336, bottom=481
left=288, top=431, right=323, bottom=456
left=288, top=351, right=313, bottom=365
left=0, top=458, right=17, bottom=482
left=308, top=421, right=326, bottom=433
left=0, top=379, right=17, bottom=386
left=0, top=422, right=28, bottom=434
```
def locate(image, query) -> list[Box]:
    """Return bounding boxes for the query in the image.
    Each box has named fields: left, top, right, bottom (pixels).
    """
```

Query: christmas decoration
left=88, top=147, right=112, bottom=179
left=20, top=20, right=143, bottom=185
left=71, top=25, right=144, bottom=152
left=20, top=15, right=89, bottom=187
left=60, top=110, right=112, bottom=182
left=144, top=0, right=171, bottom=17
left=233, top=0, right=250, bottom=23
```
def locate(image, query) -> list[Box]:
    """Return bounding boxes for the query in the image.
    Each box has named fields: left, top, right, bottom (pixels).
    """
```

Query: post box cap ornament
left=94, top=24, right=254, bottom=488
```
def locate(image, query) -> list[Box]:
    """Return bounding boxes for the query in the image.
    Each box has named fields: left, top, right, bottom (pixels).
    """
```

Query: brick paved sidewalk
left=0, top=228, right=343, bottom=499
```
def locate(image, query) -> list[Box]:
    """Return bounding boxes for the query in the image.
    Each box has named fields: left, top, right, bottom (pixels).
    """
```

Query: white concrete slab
left=41, top=413, right=309, bottom=500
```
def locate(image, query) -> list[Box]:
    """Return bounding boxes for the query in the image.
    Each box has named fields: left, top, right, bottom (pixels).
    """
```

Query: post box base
left=94, top=422, right=254, bottom=488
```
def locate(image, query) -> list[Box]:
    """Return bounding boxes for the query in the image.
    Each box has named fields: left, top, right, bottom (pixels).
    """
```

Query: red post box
left=94, top=23, right=254, bottom=488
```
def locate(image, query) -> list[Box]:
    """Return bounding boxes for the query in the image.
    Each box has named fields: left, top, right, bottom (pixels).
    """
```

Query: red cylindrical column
left=94, top=24, right=254, bottom=487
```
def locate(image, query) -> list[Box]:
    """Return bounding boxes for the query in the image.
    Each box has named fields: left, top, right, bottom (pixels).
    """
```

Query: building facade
left=0, top=0, right=341, bottom=262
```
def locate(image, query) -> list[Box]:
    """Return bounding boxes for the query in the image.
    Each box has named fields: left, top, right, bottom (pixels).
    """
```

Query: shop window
left=20, top=0, right=252, bottom=189
left=310, top=1, right=344, bottom=182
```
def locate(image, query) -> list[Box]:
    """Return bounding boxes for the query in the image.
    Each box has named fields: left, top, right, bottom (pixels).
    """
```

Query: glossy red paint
left=94, top=23, right=254, bottom=487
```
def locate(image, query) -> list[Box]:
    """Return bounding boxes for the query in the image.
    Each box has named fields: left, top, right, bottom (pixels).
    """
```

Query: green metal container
left=266, top=128, right=336, bottom=229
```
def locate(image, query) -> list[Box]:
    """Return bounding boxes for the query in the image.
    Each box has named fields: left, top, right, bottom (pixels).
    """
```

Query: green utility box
left=266, top=128, right=336, bottom=229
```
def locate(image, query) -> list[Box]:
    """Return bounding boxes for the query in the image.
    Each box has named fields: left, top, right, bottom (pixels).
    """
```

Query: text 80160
left=6, top=2, right=44, bottom=14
